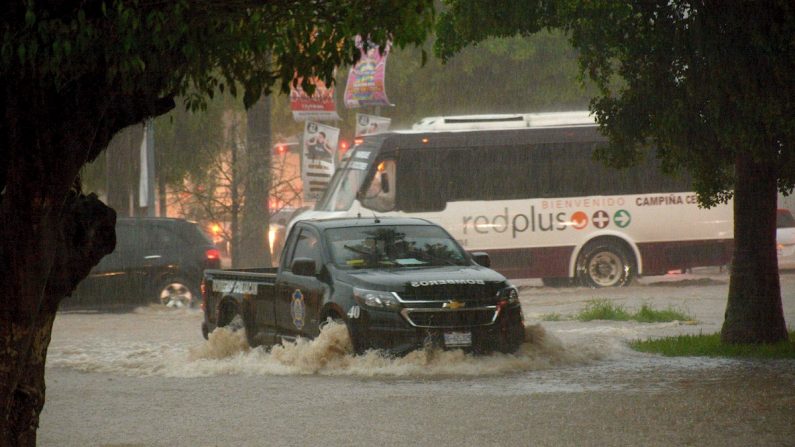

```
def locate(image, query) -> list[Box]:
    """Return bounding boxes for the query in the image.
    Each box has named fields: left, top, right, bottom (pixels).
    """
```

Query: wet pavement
left=39, top=268, right=795, bottom=446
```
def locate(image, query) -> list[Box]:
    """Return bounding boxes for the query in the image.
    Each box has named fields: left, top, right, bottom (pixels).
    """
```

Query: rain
left=43, top=272, right=795, bottom=445
left=3, top=3, right=794, bottom=446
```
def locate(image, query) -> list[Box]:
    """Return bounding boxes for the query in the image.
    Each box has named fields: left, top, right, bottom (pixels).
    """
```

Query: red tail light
left=206, top=248, right=221, bottom=260
left=205, top=248, right=221, bottom=269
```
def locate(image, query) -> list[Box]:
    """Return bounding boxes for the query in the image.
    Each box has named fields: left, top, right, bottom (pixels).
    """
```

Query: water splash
left=49, top=322, right=607, bottom=378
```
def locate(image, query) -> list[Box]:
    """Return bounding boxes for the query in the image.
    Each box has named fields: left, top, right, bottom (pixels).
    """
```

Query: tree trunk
left=240, top=96, right=273, bottom=268
left=0, top=190, right=116, bottom=446
left=1, top=65, right=173, bottom=443
left=6, top=312, right=56, bottom=446
left=721, top=153, right=788, bottom=343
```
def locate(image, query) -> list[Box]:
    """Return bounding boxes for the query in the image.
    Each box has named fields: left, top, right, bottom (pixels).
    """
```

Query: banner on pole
left=301, top=121, right=339, bottom=202
left=290, top=76, right=341, bottom=122
left=355, top=113, right=391, bottom=137
left=344, top=36, right=392, bottom=108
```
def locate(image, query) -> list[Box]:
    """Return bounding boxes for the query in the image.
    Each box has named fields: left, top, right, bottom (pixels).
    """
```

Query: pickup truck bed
left=201, top=268, right=277, bottom=341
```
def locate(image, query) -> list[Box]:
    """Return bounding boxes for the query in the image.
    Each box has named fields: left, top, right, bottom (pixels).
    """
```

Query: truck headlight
left=354, top=288, right=400, bottom=310
left=498, top=286, right=520, bottom=305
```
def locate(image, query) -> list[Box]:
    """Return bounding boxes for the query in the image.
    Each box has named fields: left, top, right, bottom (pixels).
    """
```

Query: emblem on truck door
left=291, top=289, right=306, bottom=330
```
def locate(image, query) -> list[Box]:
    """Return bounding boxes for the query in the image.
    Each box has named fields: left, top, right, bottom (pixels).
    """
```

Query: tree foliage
left=436, top=0, right=794, bottom=344
left=385, top=31, right=595, bottom=128
left=155, top=93, right=231, bottom=189
left=436, top=0, right=795, bottom=207
left=267, top=29, right=595, bottom=144
left=0, top=1, right=435, bottom=444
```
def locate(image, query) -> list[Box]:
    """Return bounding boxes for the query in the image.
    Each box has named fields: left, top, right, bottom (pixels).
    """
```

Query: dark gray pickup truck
left=201, top=217, right=525, bottom=354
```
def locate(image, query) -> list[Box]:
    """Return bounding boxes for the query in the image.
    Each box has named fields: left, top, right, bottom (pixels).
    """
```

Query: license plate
left=444, top=331, right=472, bottom=348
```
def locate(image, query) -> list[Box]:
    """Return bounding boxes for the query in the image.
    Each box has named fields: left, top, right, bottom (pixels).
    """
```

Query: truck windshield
left=326, top=225, right=469, bottom=269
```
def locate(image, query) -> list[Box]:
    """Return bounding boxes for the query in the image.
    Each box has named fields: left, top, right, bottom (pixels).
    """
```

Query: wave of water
left=48, top=323, right=612, bottom=378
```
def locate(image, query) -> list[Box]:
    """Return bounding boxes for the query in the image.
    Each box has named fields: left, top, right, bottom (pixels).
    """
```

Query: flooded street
left=40, top=269, right=795, bottom=446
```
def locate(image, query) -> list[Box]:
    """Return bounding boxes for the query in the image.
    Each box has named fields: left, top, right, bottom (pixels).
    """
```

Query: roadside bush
left=631, top=331, right=795, bottom=358
left=575, top=300, right=694, bottom=323
left=632, top=304, right=694, bottom=323
left=576, top=299, right=631, bottom=321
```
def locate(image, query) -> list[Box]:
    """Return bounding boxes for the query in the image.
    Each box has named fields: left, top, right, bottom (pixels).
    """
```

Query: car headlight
left=353, top=288, right=400, bottom=310
left=498, top=286, right=520, bottom=305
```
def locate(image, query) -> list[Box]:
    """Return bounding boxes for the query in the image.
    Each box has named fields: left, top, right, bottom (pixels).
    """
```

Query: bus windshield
left=317, top=167, right=368, bottom=211
left=325, top=225, right=469, bottom=269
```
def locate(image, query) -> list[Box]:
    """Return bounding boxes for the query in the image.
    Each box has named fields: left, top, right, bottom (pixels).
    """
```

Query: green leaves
left=3, top=0, right=435, bottom=117
left=437, top=0, right=795, bottom=205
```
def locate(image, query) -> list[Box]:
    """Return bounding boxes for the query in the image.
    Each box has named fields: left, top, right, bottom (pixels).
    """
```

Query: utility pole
left=138, top=119, right=157, bottom=217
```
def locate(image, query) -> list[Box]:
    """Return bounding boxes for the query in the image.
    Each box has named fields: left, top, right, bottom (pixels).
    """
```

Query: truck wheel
left=157, top=277, right=196, bottom=308
left=323, top=311, right=365, bottom=355
left=217, top=300, right=242, bottom=330
left=345, top=320, right=367, bottom=356
left=241, top=300, right=261, bottom=348
left=576, top=240, right=635, bottom=288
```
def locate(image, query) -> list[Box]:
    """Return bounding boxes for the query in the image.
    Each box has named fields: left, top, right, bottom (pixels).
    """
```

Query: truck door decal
left=212, top=279, right=258, bottom=294
left=291, top=289, right=306, bottom=330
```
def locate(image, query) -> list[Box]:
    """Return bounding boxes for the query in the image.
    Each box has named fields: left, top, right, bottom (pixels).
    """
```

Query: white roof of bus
left=410, top=111, right=595, bottom=131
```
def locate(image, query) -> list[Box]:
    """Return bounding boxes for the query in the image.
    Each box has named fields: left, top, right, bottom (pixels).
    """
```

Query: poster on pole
left=301, top=121, right=340, bottom=202
left=343, top=36, right=392, bottom=108
left=289, top=76, right=341, bottom=122
left=355, top=113, right=392, bottom=137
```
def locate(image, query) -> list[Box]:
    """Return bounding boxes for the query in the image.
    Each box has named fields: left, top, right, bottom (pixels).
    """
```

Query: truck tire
left=323, top=310, right=365, bottom=355
left=345, top=320, right=367, bottom=356
left=217, top=299, right=242, bottom=329
left=576, top=239, right=636, bottom=288
left=241, top=299, right=262, bottom=348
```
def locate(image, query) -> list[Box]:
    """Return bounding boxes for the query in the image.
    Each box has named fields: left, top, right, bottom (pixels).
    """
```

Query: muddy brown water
left=40, top=268, right=795, bottom=446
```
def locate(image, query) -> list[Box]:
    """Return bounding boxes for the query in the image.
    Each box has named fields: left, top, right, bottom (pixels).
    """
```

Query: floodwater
left=40, top=268, right=795, bottom=446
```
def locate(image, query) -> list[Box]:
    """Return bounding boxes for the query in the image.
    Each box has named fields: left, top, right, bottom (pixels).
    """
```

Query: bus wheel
left=541, top=277, right=573, bottom=288
left=576, top=240, right=635, bottom=288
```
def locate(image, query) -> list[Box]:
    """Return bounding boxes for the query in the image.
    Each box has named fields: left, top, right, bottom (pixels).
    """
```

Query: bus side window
left=395, top=152, right=447, bottom=212
left=361, top=159, right=397, bottom=212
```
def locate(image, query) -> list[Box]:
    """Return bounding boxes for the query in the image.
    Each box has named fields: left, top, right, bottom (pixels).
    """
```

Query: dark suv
left=66, top=217, right=221, bottom=308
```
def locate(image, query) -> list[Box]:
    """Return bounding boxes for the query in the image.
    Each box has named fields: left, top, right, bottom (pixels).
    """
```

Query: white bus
left=296, top=112, right=733, bottom=287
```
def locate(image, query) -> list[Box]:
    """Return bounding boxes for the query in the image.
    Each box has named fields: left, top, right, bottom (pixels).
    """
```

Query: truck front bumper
left=349, top=303, right=524, bottom=355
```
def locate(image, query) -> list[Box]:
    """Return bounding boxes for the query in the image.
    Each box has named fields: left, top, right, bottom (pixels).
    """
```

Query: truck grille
left=401, top=307, right=497, bottom=328
left=397, top=284, right=500, bottom=303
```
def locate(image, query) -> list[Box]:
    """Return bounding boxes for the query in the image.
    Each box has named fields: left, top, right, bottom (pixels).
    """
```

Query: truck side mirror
left=471, top=252, right=491, bottom=268
left=291, top=257, right=317, bottom=276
